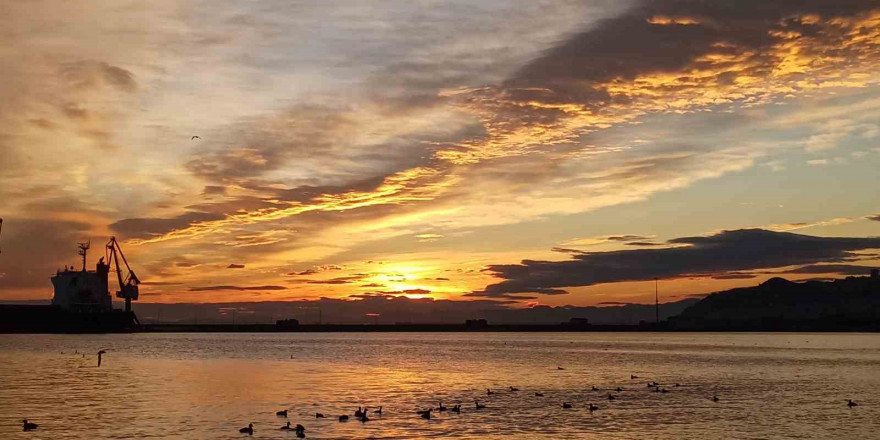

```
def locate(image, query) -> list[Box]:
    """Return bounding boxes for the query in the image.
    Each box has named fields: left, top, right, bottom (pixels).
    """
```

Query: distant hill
left=670, top=273, right=880, bottom=331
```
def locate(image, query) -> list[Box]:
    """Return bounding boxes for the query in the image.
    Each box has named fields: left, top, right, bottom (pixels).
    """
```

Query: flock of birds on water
left=21, top=355, right=864, bottom=435
left=226, top=372, right=862, bottom=438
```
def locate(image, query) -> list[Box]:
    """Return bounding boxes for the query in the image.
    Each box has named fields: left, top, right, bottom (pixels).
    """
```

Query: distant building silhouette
left=276, top=318, right=300, bottom=328
left=465, top=319, right=488, bottom=329
left=567, top=317, right=590, bottom=327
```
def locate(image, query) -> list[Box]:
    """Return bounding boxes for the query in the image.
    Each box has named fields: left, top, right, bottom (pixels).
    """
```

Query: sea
left=1, top=332, right=878, bottom=439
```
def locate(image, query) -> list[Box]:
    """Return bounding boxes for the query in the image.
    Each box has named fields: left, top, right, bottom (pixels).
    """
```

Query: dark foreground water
left=0, top=333, right=878, bottom=439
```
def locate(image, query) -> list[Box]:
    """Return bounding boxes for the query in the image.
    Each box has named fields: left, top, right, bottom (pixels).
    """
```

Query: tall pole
left=655, top=277, right=659, bottom=324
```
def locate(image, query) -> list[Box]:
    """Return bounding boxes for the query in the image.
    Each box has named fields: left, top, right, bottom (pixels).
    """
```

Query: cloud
left=472, top=229, right=880, bottom=297
left=765, top=217, right=856, bottom=232
left=288, top=269, right=318, bottom=276
left=61, top=61, right=137, bottom=93
left=226, top=264, right=245, bottom=269
left=188, top=285, right=287, bottom=292
left=779, top=264, right=877, bottom=275
left=559, top=234, right=655, bottom=248
left=710, top=273, right=758, bottom=280
left=365, top=288, right=432, bottom=296
left=305, top=275, right=368, bottom=285
left=110, top=212, right=226, bottom=240
left=437, top=0, right=878, bottom=164
left=868, top=215, right=880, bottom=222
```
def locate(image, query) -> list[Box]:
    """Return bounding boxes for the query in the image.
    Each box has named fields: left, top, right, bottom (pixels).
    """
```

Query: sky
left=1, top=0, right=879, bottom=309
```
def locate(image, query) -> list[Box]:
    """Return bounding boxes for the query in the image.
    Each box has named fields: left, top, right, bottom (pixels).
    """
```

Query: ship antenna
left=77, top=241, right=90, bottom=271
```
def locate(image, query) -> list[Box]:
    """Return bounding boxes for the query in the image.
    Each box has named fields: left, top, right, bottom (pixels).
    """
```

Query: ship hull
left=0, top=305, right=139, bottom=333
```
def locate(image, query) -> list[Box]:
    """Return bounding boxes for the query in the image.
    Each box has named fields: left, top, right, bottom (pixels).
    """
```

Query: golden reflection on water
left=1, top=333, right=879, bottom=439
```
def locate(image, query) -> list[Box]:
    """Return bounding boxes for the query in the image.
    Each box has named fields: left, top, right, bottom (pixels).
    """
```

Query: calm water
left=1, top=333, right=878, bottom=439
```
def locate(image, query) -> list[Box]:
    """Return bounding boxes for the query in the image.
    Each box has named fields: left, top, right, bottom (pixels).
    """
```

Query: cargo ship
left=0, top=238, right=140, bottom=333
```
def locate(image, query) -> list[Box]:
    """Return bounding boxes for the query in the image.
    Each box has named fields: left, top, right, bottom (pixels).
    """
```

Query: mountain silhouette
left=671, top=272, right=880, bottom=331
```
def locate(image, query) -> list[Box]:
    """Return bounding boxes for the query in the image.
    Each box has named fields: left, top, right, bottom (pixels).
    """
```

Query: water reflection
left=0, top=333, right=878, bottom=439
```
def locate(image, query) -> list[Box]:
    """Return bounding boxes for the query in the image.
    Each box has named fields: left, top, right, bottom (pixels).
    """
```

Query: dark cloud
left=607, top=235, right=652, bottom=242
left=454, top=0, right=877, bottom=142
left=366, top=289, right=432, bottom=296
left=188, top=285, right=287, bottom=292
left=511, top=0, right=869, bottom=92
left=780, top=264, right=877, bottom=276
left=867, top=214, right=880, bottom=222
left=551, top=247, right=586, bottom=254
left=626, top=242, right=664, bottom=247
left=472, top=229, right=880, bottom=297
left=305, top=275, right=367, bottom=285
left=710, top=273, right=757, bottom=280
left=226, top=264, right=245, bottom=269
left=110, top=212, right=225, bottom=240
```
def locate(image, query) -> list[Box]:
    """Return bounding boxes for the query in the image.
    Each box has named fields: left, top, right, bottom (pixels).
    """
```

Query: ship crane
left=105, top=237, right=140, bottom=312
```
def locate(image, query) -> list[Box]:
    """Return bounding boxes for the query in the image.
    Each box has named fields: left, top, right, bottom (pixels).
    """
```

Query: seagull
left=276, top=410, right=288, bottom=417
left=631, top=375, right=639, bottom=379
left=97, top=349, right=108, bottom=367
left=295, top=424, right=305, bottom=438
left=338, top=415, right=349, bottom=422
left=557, top=366, right=565, bottom=370
left=847, top=399, right=858, bottom=408
left=562, top=402, right=573, bottom=409
left=535, top=392, right=544, bottom=397
left=239, top=423, right=254, bottom=435
left=280, top=422, right=292, bottom=430
left=713, top=395, right=720, bottom=402
left=509, top=386, right=519, bottom=392
left=420, top=409, right=432, bottom=420
left=191, top=136, right=201, bottom=140
left=354, top=407, right=364, bottom=417
left=607, top=394, right=616, bottom=401
left=475, top=400, right=486, bottom=409
left=315, top=413, right=325, bottom=418
left=22, top=419, right=38, bottom=431
left=487, top=389, right=495, bottom=395
left=450, top=404, right=461, bottom=413
left=589, top=404, right=599, bottom=412
left=591, top=386, right=600, bottom=392
left=437, top=402, right=447, bottom=411
left=376, top=406, right=383, bottom=416
left=616, top=387, right=624, bottom=392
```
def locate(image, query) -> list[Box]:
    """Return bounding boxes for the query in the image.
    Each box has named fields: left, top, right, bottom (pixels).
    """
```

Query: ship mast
left=77, top=241, right=90, bottom=271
